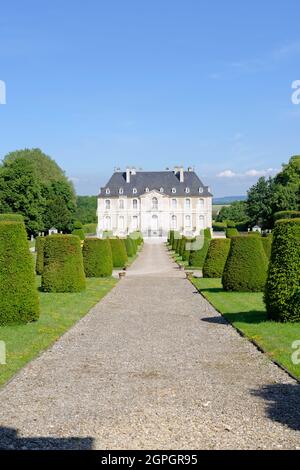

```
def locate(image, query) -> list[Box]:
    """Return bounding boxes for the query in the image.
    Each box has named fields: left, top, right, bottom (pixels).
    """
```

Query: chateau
left=97, top=167, right=212, bottom=238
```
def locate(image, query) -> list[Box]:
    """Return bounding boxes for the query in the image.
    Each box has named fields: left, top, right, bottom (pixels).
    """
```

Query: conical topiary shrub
left=83, top=238, right=113, bottom=277
left=189, top=231, right=211, bottom=268
left=179, top=237, right=186, bottom=257
left=41, top=235, right=86, bottom=292
left=109, top=238, right=128, bottom=268
left=182, top=238, right=194, bottom=262
left=0, top=221, right=39, bottom=325
left=264, top=219, right=300, bottom=322
left=203, top=238, right=231, bottom=278
left=222, top=236, right=268, bottom=292
left=35, top=236, right=46, bottom=275
left=124, top=237, right=136, bottom=257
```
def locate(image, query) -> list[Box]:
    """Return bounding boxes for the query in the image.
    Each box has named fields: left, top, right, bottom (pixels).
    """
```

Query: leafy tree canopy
left=75, top=196, right=97, bottom=224
left=216, top=200, right=248, bottom=223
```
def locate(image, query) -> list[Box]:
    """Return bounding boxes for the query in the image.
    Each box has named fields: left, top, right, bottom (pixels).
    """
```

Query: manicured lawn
left=0, top=277, right=117, bottom=387
left=192, top=277, right=300, bottom=380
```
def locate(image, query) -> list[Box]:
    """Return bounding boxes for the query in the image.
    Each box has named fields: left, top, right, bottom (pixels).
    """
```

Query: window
left=172, top=188, right=176, bottom=194
left=119, top=199, right=124, bottom=209
left=133, top=188, right=137, bottom=194
left=185, top=198, right=191, bottom=210
left=160, top=187, right=164, bottom=193
left=119, top=216, right=124, bottom=230
left=145, top=187, right=149, bottom=192
left=152, top=197, right=158, bottom=210
left=172, top=198, right=177, bottom=209
left=105, top=199, right=111, bottom=210
left=199, top=215, right=205, bottom=229
left=132, top=215, right=138, bottom=229
left=133, top=199, right=138, bottom=209
left=185, top=187, right=190, bottom=194
left=171, top=215, right=177, bottom=229
left=106, top=188, right=110, bottom=195
left=119, top=188, right=124, bottom=195
left=199, top=187, right=204, bottom=194
left=185, top=215, right=191, bottom=228
left=104, top=216, right=111, bottom=230
left=199, top=198, right=204, bottom=208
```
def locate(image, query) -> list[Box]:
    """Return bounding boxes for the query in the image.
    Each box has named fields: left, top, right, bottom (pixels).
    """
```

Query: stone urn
left=119, top=272, right=126, bottom=279
left=186, top=271, right=194, bottom=279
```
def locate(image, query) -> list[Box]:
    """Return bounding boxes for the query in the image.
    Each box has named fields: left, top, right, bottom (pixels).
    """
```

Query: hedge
left=264, top=219, right=300, bottom=322
left=109, top=238, right=128, bottom=268
left=203, top=238, right=231, bottom=278
left=0, top=213, right=24, bottom=222
left=124, top=236, right=136, bottom=257
left=182, top=238, right=194, bottom=262
left=226, top=227, right=239, bottom=238
left=72, top=220, right=85, bottom=240
left=222, top=236, right=268, bottom=292
left=83, top=238, right=113, bottom=277
left=189, top=231, right=211, bottom=268
left=41, top=235, right=86, bottom=292
left=83, top=223, right=97, bottom=235
left=35, top=236, right=45, bottom=275
left=0, top=222, right=39, bottom=325
left=179, top=237, right=186, bottom=257
left=168, top=230, right=175, bottom=245
left=212, top=222, right=227, bottom=232
left=273, top=211, right=300, bottom=221
left=261, top=234, right=273, bottom=261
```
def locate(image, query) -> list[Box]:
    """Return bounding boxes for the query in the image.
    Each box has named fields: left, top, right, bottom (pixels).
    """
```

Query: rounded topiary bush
left=222, top=236, right=268, bottom=292
left=261, top=234, right=273, bottom=261
left=83, top=238, right=113, bottom=277
left=189, top=232, right=211, bottom=268
left=203, top=238, right=231, bottom=278
left=0, top=213, right=24, bottom=222
left=264, top=219, right=300, bottom=322
left=109, top=238, right=128, bottom=268
left=226, top=227, right=239, bottom=238
left=72, top=221, right=85, bottom=241
left=41, top=235, right=86, bottom=292
left=0, top=221, right=39, bottom=325
left=35, top=236, right=46, bottom=275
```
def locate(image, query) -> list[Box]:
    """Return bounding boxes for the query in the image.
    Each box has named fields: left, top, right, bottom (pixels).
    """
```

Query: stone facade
left=97, top=167, right=212, bottom=238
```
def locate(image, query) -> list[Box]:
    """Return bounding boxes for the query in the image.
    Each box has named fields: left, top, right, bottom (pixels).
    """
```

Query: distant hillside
left=213, top=195, right=246, bottom=205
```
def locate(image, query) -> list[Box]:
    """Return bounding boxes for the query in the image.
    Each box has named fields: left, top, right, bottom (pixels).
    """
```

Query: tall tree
left=75, top=196, right=97, bottom=224
left=216, top=200, right=248, bottom=223
left=246, top=177, right=274, bottom=228
left=0, top=157, right=44, bottom=234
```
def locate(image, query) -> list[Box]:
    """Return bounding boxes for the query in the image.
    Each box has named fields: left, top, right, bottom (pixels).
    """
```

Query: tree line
left=0, top=148, right=97, bottom=235
left=216, top=155, right=300, bottom=229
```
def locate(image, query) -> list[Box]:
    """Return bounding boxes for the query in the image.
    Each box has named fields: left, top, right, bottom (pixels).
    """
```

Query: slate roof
left=99, top=170, right=212, bottom=197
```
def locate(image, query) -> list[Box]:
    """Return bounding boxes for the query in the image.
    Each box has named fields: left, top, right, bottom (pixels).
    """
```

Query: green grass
left=192, top=277, right=300, bottom=380
left=0, top=276, right=117, bottom=387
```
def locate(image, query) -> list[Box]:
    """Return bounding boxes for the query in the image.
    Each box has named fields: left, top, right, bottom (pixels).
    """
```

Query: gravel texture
left=0, top=242, right=300, bottom=450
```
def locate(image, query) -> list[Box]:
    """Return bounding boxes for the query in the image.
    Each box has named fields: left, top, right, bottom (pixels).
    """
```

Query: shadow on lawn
left=251, top=383, right=300, bottom=432
left=201, top=310, right=267, bottom=325
left=0, top=426, right=94, bottom=450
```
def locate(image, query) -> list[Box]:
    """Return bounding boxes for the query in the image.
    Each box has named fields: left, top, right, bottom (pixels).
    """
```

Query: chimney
left=126, top=167, right=131, bottom=183
left=174, top=166, right=184, bottom=182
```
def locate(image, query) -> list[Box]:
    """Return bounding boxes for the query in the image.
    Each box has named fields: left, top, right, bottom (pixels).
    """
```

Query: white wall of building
left=97, top=190, right=212, bottom=238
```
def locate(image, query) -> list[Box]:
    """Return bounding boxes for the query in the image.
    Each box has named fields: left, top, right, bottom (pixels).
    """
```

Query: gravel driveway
left=0, top=242, right=299, bottom=449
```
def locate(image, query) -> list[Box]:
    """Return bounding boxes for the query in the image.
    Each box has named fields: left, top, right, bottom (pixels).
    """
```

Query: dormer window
left=145, top=187, right=149, bottom=193
left=199, top=187, right=204, bottom=194
left=185, top=187, right=190, bottom=194
left=160, top=187, right=164, bottom=193
left=106, top=188, right=110, bottom=195
left=172, top=188, right=176, bottom=194
left=119, top=188, right=124, bottom=195
left=133, top=188, right=137, bottom=194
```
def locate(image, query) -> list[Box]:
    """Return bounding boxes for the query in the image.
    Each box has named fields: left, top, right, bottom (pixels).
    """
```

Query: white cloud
left=217, top=170, right=237, bottom=178
left=217, top=168, right=280, bottom=178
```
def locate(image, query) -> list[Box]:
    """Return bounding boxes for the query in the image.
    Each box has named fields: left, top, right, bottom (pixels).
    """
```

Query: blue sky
left=1, top=0, right=300, bottom=196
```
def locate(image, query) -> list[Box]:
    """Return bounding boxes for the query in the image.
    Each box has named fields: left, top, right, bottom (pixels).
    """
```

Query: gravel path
left=0, top=242, right=300, bottom=450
